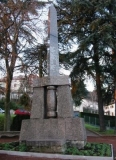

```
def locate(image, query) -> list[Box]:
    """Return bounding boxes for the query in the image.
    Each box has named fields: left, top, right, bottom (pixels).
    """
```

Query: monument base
left=19, top=118, right=86, bottom=151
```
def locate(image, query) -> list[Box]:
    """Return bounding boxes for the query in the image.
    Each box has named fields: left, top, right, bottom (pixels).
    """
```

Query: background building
left=0, top=74, right=38, bottom=100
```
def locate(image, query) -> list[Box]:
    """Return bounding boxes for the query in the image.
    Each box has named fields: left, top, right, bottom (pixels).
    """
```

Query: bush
left=19, top=93, right=31, bottom=111
left=10, top=115, right=30, bottom=131
left=9, top=101, right=23, bottom=110
left=0, top=99, right=23, bottom=110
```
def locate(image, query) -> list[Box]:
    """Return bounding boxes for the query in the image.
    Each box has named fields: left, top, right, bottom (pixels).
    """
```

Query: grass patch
left=85, top=123, right=115, bottom=135
left=0, top=142, right=112, bottom=157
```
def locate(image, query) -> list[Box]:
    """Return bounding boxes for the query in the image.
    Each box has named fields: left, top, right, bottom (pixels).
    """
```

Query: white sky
left=85, top=81, right=94, bottom=91
left=60, top=69, right=94, bottom=92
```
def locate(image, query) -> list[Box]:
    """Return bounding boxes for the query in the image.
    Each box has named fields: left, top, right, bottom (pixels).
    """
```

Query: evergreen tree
left=56, top=0, right=116, bottom=131
left=71, top=78, right=88, bottom=106
left=23, top=44, right=47, bottom=77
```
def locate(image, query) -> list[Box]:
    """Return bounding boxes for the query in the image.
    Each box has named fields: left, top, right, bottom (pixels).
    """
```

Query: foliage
left=0, top=142, right=28, bottom=152
left=0, top=141, right=112, bottom=157
left=56, top=0, right=116, bottom=131
left=0, top=143, right=13, bottom=150
left=23, top=44, right=47, bottom=77
left=0, top=99, right=23, bottom=110
left=9, top=101, right=23, bottom=110
left=65, top=142, right=111, bottom=157
left=19, top=93, right=31, bottom=110
left=18, top=143, right=28, bottom=152
left=71, top=79, right=88, bottom=106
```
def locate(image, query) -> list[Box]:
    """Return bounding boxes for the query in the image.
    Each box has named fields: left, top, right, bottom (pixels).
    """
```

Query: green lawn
left=85, top=123, right=116, bottom=135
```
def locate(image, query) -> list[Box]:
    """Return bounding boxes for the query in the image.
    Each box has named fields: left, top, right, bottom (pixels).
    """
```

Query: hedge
left=80, top=112, right=115, bottom=128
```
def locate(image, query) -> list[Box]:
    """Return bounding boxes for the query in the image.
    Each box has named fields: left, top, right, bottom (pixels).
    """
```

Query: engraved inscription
left=49, top=46, right=59, bottom=75
left=48, top=5, right=59, bottom=76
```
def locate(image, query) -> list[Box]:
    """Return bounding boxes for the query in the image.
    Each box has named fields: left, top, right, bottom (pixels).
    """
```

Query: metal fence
left=83, top=115, right=114, bottom=129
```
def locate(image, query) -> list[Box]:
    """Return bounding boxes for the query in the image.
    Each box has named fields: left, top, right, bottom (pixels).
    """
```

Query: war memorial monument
left=20, top=4, right=86, bottom=152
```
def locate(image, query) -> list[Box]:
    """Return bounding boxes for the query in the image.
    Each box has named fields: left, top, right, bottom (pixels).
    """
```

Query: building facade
left=104, top=103, right=115, bottom=116
left=0, top=74, right=38, bottom=100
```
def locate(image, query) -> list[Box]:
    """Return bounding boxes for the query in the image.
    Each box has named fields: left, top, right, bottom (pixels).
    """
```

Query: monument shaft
left=47, top=5, right=59, bottom=118
left=48, top=5, right=59, bottom=76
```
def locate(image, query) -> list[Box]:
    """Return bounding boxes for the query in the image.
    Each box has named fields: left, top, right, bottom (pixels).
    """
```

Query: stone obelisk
left=19, top=4, right=86, bottom=152
left=46, top=5, right=59, bottom=118
left=48, top=5, right=59, bottom=76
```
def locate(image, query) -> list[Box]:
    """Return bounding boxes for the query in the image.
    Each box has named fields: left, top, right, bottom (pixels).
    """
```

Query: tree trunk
left=4, top=75, right=11, bottom=131
left=96, top=73, right=106, bottom=131
left=94, top=45, right=106, bottom=131
left=4, top=45, right=16, bottom=131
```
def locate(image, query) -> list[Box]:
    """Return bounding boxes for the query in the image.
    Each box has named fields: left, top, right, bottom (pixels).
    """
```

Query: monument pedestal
left=20, top=76, right=86, bottom=151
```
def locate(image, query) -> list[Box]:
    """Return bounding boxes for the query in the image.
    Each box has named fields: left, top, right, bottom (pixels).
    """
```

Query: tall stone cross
left=48, top=5, right=59, bottom=76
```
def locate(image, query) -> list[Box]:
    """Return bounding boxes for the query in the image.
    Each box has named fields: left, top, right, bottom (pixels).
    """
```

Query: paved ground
left=86, top=129, right=99, bottom=136
left=0, top=130, right=116, bottom=160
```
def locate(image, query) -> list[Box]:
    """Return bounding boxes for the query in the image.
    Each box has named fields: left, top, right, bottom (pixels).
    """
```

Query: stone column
left=47, top=86, right=57, bottom=118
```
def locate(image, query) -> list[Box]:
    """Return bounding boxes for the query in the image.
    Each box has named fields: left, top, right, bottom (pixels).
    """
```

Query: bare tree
left=0, top=0, right=45, bottom=131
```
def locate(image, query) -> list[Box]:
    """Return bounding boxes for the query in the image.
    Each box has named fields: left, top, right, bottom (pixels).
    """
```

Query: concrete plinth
left=20, top=118, right=86, bottom=150
left=20, top=76, right=87, bottom=152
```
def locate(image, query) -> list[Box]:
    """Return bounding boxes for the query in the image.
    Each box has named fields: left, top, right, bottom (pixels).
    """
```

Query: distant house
left=73, top=99, right=98, bottom=113
left=0, top=77, right=6, bottom=99
left=0, top=86, right=5, bottom=99
left=104, top=103, right=115, bottom=116
left=74, top=98, right=116, bottom=116
left=0, top=74, right=38, bottom=100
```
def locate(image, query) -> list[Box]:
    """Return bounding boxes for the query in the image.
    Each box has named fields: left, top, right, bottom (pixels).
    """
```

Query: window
left=110, top=105, right=113, bottom=108
left=14, top=84, right=17, bottom=87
